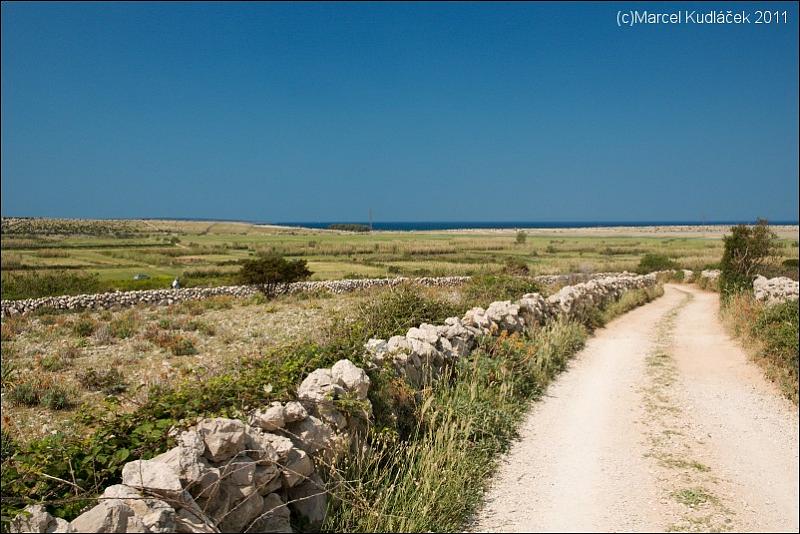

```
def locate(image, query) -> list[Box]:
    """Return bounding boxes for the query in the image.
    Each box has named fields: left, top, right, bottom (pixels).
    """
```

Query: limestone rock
left=196, top=418, right=247, bottom=463
left=330, top=359, right=370, bottom=399
left=283, top=401, right=308, bottom=423
left=247, top=493, right=291, bottom=533
left=282, top=448, right=314, bottom=487
left=70, top=500, right=145, bottom=533
left=249, top=402, right=286, bottom=431
left=287, top=473, right=326, bottom=529
left=121, top=459, right=182, bottom=497
left=10, top=505, right=74, bottom=533
left=285, top=415, right=334, bottom=454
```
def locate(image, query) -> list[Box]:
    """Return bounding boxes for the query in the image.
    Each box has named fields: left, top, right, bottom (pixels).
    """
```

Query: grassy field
left=3, top=218, right=798, bottom=299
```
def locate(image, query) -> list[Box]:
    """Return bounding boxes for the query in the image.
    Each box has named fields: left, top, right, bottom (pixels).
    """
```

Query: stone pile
left=12, top=360, right=370, bottom=534
left=753, top=275, right=799, bottom=305
left=11, top=272, right=660, bottom=533
left=700, top=269, right=721, bottom=282
left=1, top=277, right=470, bottom=318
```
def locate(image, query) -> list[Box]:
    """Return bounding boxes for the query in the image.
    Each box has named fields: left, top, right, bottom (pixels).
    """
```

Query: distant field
left=2, top=218, right=798, bottom=299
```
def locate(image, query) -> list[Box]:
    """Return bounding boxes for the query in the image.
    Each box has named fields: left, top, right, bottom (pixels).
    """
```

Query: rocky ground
left=0, top=291, right=375, bottom=443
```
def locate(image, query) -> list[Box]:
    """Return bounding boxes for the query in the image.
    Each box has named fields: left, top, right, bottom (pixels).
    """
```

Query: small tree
left=238, top=253, right=312, bottom=296
left=515, top=230, right=527, bottom=245
left=719, top=219, right=778, bottom=296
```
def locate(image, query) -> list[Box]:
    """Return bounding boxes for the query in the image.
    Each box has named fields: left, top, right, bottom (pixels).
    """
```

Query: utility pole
left=369, top=208, right=373, bottom=231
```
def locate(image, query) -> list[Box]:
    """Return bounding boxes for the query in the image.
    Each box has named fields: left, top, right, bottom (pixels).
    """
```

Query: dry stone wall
left=0, top=277, right=470, bottom=318
left=11, top=272, right=661, bottom=534
left=753, top=275, right=799, bottom=305
left=0, top=271, right=651, bottom=318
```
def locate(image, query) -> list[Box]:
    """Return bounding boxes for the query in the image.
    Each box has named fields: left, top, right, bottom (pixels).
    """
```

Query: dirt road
left=473, top=284, right=799, bottom=533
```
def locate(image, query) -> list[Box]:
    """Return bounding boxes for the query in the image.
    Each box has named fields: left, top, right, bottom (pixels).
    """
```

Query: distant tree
left=238, top=253, right=312, bottom=296
left=720, top=219, right=778, bottom=296
left=515, top=230, right=527, bottom=245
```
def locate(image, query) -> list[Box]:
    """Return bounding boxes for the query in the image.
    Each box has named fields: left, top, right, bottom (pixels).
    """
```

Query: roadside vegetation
left=722, top=295, right=799, bottom=404
left=713, top=221, right=799, bottom=404
left=0, top=272, right=658, bottom=529
left=323, top=284, right=662, bottom=532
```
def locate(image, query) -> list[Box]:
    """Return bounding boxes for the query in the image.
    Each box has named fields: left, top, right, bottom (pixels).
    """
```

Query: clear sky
left=1, top=2, right=798, bottom=223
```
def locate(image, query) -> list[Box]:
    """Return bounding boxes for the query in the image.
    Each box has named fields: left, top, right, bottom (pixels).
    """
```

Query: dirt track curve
left=473, top=284, right=799, bottom=533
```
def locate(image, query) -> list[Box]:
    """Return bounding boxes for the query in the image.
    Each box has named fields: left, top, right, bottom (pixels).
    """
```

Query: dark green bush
left=637, top=253, right=677, bottom=273
left=238, top=253, right=312, bottom=296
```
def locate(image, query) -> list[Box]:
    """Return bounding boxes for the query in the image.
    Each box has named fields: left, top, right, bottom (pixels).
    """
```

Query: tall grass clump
left=324, top=322, right=587, bottom=533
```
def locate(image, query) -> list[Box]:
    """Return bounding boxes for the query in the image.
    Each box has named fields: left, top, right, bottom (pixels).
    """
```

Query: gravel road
left=473, top=284, right=799, bottom=533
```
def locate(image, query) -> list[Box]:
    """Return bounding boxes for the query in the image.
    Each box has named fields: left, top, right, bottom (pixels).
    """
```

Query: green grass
left=323, top=322, right=588, bottom=533
left=5, top=217, right=794, bottom=299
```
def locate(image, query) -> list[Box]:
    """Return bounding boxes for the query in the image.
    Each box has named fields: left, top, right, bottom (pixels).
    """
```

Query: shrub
left=502, top=257, right=530, bottom=276
left=6, top=377, right=73, bottom=410
left=238, top=253, right=312, bottom=296
left=71, top=317, right=97, bottom=337
left=77, top=368, right=128, bottom=394
left=109, top=313, right=138, bottom=339
left=40, top=353, right=71, bottom=372
left=720, top=220, right=778, bottom=296
left=515, top=230, right=527, bottom=244
left=637, top=253, right=677, bottom=273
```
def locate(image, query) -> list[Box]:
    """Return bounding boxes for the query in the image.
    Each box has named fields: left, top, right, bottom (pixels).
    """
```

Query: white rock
left=249, top=403, right=286, bottom=431
left=10, top=505, right=74, bottom=533
left=196, top=418, right=247, bottom=463
left=283, top=401, right=308, bottom=423
left=330, top=359, right=370, bottom=399
left=121, top=459, right=183, bottom=497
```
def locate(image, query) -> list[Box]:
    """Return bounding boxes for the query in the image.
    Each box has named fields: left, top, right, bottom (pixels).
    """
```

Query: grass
left=4, top=217, right=795, bottom=299
left=323, top=323, right=588, bottom=533
left=0, top=275, right=660, bottom=528
left=721, top=293, right=799, bottom=404
left=323, top=283, right=663, bottom=532
left=672, top=488, right=718, bottom=507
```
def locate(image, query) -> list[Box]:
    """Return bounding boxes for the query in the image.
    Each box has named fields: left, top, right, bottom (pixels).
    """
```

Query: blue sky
left=1, top=2, right=798, bottom=222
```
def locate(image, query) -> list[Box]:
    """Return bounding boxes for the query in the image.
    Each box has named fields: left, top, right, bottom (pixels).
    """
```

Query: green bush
left=720, top=220, right=778, bottom=297
left=637, top=253, right=677, bottom=273
left=238, top=253, right=312, bottom=296
left=752, top=300, right=799, bottom=381
left=515, top=230, right=527, bottom=244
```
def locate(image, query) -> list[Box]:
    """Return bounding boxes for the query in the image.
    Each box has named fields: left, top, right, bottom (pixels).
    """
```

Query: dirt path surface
left=473, top=284, right=799, bottom=533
